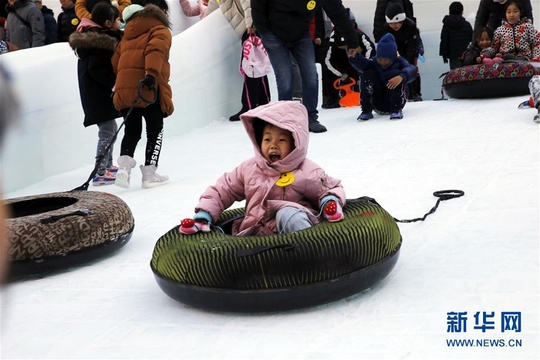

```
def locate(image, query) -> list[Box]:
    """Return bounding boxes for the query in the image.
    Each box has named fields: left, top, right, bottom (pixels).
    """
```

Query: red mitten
left=179, top=218, right=211, bottom=235
left=323, top=200, right=344, bottom=222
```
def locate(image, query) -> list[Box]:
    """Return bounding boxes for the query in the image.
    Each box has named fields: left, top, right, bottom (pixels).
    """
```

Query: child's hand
left=387, top=75, right=403, bottom=90
left=179, top=218, right=211, bottom=235
left=179, top=211, right=212, bottom=235
left=323, top=200, right=344, bottom=222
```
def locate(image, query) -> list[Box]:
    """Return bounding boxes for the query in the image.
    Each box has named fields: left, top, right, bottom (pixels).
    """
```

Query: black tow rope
left=71, top=83, right=157, bottom=192
left=393, top=190, right=465, bottom=223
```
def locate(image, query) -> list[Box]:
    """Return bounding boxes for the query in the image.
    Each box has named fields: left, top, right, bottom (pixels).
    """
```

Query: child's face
left=377, top=57, right=394, bottom=69
left=388, top=22, right=403, bottom=31
left=477, top=31, right=492, bottom=49
left=112, top=17, right=121, bottom=30
left=505, top=4, right=521, bottom=24
left=59, top=0, right=73, bottom=9
left=260, top=124, right=294, bottom=163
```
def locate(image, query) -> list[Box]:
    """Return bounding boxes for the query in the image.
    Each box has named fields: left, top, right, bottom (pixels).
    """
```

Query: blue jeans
left=260, top=31, right=319, bottom=118
left=275, top=207, right=313, bottom=234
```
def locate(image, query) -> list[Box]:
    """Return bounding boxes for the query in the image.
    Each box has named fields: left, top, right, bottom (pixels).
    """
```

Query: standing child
left=112, top=2, right=173, bottom=189
left=57, top=0, right=79, bottom=42
left=179, top=101, right=346, bottom=236
left=323, top=8, right=376, bottom=109
left=481, top=0, right=540, bottom=61
left=349, top=33, right=416, bottom=121
left=383, top=1, right=423, bottom=101
left=69, top=1, right=122, bottom=186
left=439, top=1, right=473, bottom=70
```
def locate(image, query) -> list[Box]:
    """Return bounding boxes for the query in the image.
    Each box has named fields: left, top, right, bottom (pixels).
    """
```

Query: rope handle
left=394, top=190, right=465, bottom=223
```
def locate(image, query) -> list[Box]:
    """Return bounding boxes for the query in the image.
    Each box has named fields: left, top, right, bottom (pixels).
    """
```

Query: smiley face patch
left=306, top=1, right=316, bottom=11
left=276, top=172, right=295, bottom=187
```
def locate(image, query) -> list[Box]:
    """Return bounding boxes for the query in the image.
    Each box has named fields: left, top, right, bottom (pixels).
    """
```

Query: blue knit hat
left=123, top=4, right=144, bottom=22
left=377, top=33, right=398, bottom=60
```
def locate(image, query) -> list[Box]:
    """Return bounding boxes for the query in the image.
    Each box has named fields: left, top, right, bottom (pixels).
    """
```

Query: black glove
left=141, top=74, right=156, bottom=90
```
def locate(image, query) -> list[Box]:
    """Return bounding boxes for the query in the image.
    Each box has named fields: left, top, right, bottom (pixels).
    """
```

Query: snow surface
left=1, top=4, right=540, bottom=360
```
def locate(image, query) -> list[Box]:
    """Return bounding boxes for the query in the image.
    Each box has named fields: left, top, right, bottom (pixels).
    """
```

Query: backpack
left=241, top=34, right=272, bottom=78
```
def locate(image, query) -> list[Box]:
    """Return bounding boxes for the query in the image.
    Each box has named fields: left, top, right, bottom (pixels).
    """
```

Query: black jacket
left=57, top=6, right=79, bottom=42
left=461, top=43, right=482, bottom=66
left=439, top=14, right=473, bottom=60
left=382, top=18, right=420, bottom=64
left=69, top=29, right=122, bottom=126
left=373, top=0, right=415, bottom=42
left=252, top=0, right=358, bottom=49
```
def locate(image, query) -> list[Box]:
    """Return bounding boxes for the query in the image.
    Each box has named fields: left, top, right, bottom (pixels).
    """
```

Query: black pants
left=120, top=99, right=164, bottom=167
left=360, top=68, right=406, bottom=113
left=240, top=31, right=271, bottom=110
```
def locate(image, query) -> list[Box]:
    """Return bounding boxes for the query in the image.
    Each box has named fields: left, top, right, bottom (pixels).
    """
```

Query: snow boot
left=115, top=155, right=136, bottom=189
left=140, top=164, right=169, bottom=188
left=308, top=115, right=327, bottom=133
left=357, top=111, right=374, bottom=121
left=390, top=110, right=403, bottom=120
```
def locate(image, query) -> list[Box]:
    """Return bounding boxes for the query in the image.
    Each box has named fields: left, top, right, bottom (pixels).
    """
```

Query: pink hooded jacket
left=195, top=101, right=346, bottom=236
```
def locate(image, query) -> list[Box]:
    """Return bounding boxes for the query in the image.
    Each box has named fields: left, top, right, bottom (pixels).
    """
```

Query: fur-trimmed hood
left=69, top=30, right=119, bottom=53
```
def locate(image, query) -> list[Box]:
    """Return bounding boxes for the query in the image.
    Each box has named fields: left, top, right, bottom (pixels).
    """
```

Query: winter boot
left=229, top=109, right=248, bottom=121
left=357, top=111, right=374, bottom=121
left=390, top=109, right=403, bottom=120
left=115, top=155, right=136, bottom=189
left=308, top=115, right=327, bottom=133
left=140, top=164, right=169, bottom=188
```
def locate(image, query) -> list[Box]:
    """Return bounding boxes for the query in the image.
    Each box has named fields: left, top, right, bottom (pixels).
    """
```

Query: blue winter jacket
left=348, top=52, right=417, bottom=85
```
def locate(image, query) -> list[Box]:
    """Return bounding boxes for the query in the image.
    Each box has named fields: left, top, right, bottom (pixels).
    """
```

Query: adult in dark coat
left=474, top=0, right=533, bottom=34
left=439, top=1, right=473, bottom=69
left=33, top=0, right=57, bottom=44
left=57, top=0, right=79, bottom=42
left=252, top=0, right=359, bottom=133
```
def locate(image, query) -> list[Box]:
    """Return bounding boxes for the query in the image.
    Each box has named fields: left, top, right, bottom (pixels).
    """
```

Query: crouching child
left=349, top=33, right=416, bottom=120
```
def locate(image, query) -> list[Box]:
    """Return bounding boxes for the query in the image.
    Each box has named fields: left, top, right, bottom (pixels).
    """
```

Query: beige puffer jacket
left=206, top=0, right=252, bottom=38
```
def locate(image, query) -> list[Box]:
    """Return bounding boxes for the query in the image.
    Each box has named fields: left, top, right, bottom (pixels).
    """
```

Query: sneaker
left=357, top=111, right=374, bottom=121
left=107, top=166, right=118, bottom=174
left=92, top=170, right=116, bottom=186
left=390, top=110, right=403, bottom=120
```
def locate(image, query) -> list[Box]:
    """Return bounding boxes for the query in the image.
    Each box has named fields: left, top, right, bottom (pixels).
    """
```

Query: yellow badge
left=276, top=172, right=295, bottom=187
left=71, top=18, right=79, bottom=26
left=306, top=1, right=316, bottom=11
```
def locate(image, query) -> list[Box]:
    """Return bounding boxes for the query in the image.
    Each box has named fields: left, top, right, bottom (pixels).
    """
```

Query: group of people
left=2, top=0, right=539, bottom=243
left=439, top=0, right=539, bottom=69
left=0, top=0, right=79, bottom=51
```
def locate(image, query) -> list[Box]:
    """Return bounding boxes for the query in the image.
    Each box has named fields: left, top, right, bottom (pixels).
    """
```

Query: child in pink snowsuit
left=180, top=101, right=346, bottom=236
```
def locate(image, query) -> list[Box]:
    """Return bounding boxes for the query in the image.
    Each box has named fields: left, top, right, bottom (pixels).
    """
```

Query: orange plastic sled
left=334, top=78, right=361, bottom=107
